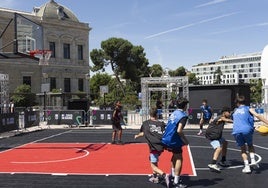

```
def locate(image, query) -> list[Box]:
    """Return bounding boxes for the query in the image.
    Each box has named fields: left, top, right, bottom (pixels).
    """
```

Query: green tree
left=169, top=66, right=187, bottom=76
left=90, top=73, right=112, bottom=103
left=188, top=72, right=199, bottom=84
left=90, top=37, right=149, bottom=95
left=214, top=67, right=222, bottom=84
left=11, top=84, right=36, bottom=107
left=149, top=64, right=163, bottom=77
left=250, top=79, right=262, bottom=103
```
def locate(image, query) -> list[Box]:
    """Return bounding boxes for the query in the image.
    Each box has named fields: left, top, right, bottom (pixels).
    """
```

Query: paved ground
left=0, top=122, right=267, bottom=188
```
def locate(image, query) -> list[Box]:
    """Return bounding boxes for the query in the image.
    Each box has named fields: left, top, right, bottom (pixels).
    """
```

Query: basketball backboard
left=15, top=13, right=43, bottom=55
left=0, top=13, right=43, bottom=56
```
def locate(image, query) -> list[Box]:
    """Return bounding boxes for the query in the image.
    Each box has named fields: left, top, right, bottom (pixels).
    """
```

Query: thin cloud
left=256, top=22, right=268, bottom=26
left=195, top=0, right=227, bottom=8
left=209, top=22, right=268, bottom=35
left=145, top=12, right=239, bottom=39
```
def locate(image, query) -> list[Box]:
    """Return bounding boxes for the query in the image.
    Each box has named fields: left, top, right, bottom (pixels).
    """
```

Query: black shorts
left=112, top=122, right=122, bottom=130
left=165, top=146, right=182, bottom=154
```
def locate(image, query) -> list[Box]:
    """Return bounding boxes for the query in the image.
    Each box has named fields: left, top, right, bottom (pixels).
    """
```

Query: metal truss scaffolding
left=141, top=76, right=189, bottom=121
left=0, top=74, right=9, bottom=107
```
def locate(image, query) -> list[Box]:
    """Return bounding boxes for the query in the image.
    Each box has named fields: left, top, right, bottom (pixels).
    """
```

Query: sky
left=1, top=0, right=268, bottom=71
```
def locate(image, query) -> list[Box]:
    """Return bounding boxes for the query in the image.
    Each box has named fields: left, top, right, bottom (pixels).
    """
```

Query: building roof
left=34, top=0, right=79, bottom=22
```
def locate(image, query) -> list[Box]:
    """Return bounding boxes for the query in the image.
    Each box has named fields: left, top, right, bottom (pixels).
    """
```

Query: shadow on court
left=0, top=128, right=267, bottom=188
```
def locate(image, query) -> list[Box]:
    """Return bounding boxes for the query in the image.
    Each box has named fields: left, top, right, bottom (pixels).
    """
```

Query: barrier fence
left=0, top=110, right=40, bottom=133
left=0, top=107, right=266, bottom=133
left=46, top=110, right=85, bottom=126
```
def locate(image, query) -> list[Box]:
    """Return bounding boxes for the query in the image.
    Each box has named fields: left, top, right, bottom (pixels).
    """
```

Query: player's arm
left=134, top=132, right=144, bottom=139
left=249, top=108, right=268, bottom=125
left=219, top=117, right=233, bottom=123
left=177, top=118, right=189, bottom=145
left=209, top=107, right=214, bottom=122
left=112, top=110, right=116, bottom=119
left=200, top=111, right=204, bottom=120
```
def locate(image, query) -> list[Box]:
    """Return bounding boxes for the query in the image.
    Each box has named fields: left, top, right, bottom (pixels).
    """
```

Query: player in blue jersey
left=197, top=99, right=213, bottom=135
left=232, top=95, right=268, bottom=173
left=162, top=97, right=189, bottom=188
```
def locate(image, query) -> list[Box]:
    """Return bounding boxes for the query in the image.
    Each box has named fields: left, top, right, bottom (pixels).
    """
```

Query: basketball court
left=0, top=128, right=267, bottom=188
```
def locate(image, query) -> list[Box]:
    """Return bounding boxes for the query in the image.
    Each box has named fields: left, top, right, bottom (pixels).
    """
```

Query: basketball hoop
left=29, top=49, right=52, bottom=65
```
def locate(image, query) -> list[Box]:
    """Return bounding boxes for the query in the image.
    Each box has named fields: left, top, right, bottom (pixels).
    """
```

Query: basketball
left=256, top=125, right=268, bottom=136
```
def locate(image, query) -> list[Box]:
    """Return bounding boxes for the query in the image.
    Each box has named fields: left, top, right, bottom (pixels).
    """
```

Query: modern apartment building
left=191, top=52, right=261, bottom=85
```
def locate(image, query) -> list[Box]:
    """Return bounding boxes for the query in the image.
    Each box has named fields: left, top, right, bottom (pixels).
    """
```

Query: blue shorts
left=149, top=151, right=161, bottom=163
left=210, top=138, right=226, bottom=149
left=233, top=133, right=253, bottom=147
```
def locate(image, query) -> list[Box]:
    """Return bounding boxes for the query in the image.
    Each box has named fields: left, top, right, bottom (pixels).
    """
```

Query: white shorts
left=210, top=137, right=226, bottom=149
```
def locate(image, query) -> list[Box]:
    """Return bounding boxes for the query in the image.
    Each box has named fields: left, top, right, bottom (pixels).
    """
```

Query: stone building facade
left=0, top=0, right=91, bottom=108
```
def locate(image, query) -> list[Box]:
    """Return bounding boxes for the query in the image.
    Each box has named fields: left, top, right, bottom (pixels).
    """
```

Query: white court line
left=189, top=144, right=262, bottom=171
left=11, top=148, right=89, bottom=164
left=186, top=145, right=197, bottom=176
left=187, top=134, right=268, bottom=151
left=0, top=130, right=72, bottom=154
left=0, top=172, right=160, bottom=176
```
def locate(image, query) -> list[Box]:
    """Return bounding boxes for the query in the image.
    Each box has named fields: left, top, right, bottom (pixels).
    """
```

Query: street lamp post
left=85, top=73, right=90, bottom=126
left=41, top=73, right=49, bottom=121
left=85, top=73, right=90, bottom=100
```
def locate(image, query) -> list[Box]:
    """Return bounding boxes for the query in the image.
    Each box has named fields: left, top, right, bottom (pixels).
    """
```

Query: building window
left=63, top=43, right=70, bottom=59
left=23, top=76, right=31, bottom=86
left=50, top=77, right=56, bottom=91
left=64, top=78, right=71, bottom=92
left=78, top=78, right=84, bottom=91
left=49, top=42, right=56, bottom=58
left=78, top=45, right=83, bottom=60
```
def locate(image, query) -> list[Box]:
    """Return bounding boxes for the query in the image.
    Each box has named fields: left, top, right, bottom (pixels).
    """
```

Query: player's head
left=115, top=101, right=122, bottom=109
left=235, top=95, right=246, bottom=106
left=202, top=99, right=208, bottom=106
left=176, top=97, right=189, bottom=110
left=149, top=107, right=158, bottom=118
left=221, top=106, right=231, bottom=118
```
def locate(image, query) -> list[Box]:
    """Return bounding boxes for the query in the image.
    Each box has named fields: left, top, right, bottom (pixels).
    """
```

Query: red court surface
left=0, top=143, right=195, bottom=176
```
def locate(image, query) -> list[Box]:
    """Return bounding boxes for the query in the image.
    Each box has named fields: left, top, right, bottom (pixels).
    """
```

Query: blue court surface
left=0, top=128, right=267, bottom=188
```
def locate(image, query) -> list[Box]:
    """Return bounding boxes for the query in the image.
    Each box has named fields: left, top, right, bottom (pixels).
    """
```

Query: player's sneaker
left=208, top=164, right=221, bottom=172
left=218, top=161, right=230, bottom=167
left=164, top=174, right=170, bottom=188
left=158, top=173, right=170, bottom=187
left=197, top=130, right=203, bottom=136
left=117, top=140, right=124, bottom=145
left=251, top=162, right=260, bottom=170
left=111, top=140, right=116, bottom=144
left=148, top=174, right=159, bottom=184
left=168, top=174, right=174, bottom=183
left=173, top=180, right=187, bottom=188
left=242, top=165, right=251, bottom=173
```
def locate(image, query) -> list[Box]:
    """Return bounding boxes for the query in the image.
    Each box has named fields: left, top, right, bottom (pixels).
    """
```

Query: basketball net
left=29, top=50, right=52, bottom=65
